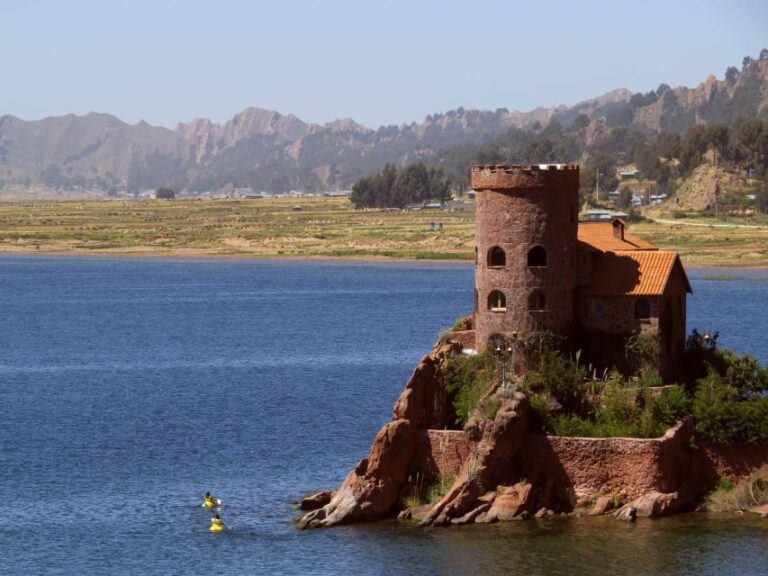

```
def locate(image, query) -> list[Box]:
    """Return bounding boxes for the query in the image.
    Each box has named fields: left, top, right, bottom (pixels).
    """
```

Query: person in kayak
left=202, top=491, right=219, bottom=508
left=209, top=513, right=226, bottom=532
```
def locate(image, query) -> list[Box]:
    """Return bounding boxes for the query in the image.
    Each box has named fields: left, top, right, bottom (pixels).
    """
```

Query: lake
left=0, top=257, right=766, bottom=575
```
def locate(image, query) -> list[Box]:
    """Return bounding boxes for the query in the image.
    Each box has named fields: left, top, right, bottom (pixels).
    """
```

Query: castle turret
left=472, top=164, right=580, bottom=349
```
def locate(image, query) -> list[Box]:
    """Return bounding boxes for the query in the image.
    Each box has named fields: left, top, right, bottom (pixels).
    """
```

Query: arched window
left=487, top=333, right=506, bottom=352
left=488, top=290, right=506, bottom=311
left=488, top=246, right=506, bottom=267
left=527, top=290, right=546, bottom=311
left=527, top=246, right=547, bottom=267
left=635, top=298, right=651, bottom=319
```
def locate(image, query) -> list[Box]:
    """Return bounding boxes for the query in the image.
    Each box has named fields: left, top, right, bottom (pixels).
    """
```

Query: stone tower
left=472, top=164, right=580, bottom=349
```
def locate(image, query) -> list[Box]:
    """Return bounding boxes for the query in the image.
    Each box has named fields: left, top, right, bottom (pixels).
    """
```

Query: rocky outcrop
left=297, top=341, right=460, bottom=529
left=297, top=335, right=768, bottom=529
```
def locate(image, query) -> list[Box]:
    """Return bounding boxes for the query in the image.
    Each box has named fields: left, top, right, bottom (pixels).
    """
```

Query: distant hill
left=1, top=55, right=767, bottom=197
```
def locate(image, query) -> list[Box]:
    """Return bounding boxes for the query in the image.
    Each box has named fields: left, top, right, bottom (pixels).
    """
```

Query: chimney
left=612, top=218, right=625, bottom=241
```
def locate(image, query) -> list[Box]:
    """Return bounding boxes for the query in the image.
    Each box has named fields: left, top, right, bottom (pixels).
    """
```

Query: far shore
left=1, top=197, right=766, bottom=268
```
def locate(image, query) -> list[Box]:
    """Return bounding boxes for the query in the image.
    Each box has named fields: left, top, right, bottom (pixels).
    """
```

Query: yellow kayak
left=209, top=518, right=225, bottom=532
left=201, top=498, right=221, bottom=509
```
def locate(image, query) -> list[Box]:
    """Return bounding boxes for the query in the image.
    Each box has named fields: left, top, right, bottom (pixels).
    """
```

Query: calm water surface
left=0, top=258, right=766, bottom=575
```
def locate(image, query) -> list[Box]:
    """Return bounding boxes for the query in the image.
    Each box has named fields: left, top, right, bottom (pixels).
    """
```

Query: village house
left=471, top=164, right=691, bottom=380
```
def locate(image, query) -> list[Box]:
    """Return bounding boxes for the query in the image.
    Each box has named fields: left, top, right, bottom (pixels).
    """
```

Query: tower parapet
left=472, top=164, right=580, bottom=349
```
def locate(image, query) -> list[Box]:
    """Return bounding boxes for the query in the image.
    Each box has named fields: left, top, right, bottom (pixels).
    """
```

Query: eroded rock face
left=297, top=335, right=763, bottom=529
left=297, top=342, right=459, bottom=529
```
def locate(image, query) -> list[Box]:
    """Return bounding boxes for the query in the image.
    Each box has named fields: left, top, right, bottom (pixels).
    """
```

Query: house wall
left=578, top=295, right=660, bottom=335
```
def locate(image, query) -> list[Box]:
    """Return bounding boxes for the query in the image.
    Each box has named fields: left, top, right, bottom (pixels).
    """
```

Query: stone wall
left=472, top=164, right=580, bottom=348
left=418, top=422, right=768, bottom=503
left=578, top=295, right=660, bottom=336
left=415, top=430, right=471, bottom=479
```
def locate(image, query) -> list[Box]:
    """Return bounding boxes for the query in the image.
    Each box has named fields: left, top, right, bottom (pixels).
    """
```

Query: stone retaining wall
left=418, top=423, right=768, bottom=501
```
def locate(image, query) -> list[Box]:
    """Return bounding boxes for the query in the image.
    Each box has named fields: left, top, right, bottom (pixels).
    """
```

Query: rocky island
left=298, top=165, right=768, bottom=528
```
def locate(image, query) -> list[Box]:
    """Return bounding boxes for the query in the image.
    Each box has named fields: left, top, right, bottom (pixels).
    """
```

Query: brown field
left=0, top=197, right=765, bottom=267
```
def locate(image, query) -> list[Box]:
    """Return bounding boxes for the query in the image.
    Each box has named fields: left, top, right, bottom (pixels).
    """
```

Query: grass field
left=0, top=197, right=765, bottom=266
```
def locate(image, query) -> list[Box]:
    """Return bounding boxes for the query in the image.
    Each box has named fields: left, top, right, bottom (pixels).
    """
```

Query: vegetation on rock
left=441, top=326, right=768, bottom=442
left=706, top=465, right=768, bottom=512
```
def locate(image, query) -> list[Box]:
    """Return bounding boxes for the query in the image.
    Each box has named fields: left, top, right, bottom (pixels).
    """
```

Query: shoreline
left=0, top=249, right=766, bottom=269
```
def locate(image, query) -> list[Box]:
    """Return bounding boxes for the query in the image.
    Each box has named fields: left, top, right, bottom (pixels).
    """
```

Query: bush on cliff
left=693, top=369, right=768, bottom=444
left=549, top=376, right=673, bottom=438
left=442, top=349, right=496, bottom=426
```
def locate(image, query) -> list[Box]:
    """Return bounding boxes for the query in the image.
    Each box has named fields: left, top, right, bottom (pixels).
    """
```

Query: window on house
left=488, top=246, right=506, bottom=267
left=635, top=298, right=651, bottom=320
left=488, top=290, right=506, bottom=311
left=528, top=290, right=546, bottom=311
left=586, top=299, right=604, bottom=318
left=527, top=246, right=547, bottom=267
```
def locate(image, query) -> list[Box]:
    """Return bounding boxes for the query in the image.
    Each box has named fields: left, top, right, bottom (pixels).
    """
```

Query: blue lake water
left=0, top=257, right=766, bottom=575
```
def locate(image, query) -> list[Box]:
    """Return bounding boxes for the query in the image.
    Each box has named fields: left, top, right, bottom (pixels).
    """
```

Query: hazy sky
left=2, top=0, right=767, bottom=128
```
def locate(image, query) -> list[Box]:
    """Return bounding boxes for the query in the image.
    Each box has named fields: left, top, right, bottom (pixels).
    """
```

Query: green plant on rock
left=426, top=473, right=456, bottom=504
left=624, top=333, right=661, bottom=377
left=450, top=315, right=473, bottom=332
left=442, top=349, right=496, bottom=426
left=706, top=465, right=768, bottom=512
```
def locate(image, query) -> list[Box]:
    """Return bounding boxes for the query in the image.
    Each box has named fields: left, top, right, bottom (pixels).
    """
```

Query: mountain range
left=1, top=58, right=767, bottom=196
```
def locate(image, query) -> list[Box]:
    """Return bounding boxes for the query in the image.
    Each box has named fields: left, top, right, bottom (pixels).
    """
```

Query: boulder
left=299, top=491, right=333, bottom=511
left=589, top=495, right=616, bottom=516
left=615, top=490, right=693, bottom=519
left=486, top=483, right=535, bottom=522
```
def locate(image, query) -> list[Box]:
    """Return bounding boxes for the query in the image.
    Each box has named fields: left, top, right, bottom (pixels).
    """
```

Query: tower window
left=527, top=290, right=546, bottom=311
left=488, top=290, right=506, bottom=312
left=527, top=246, right=547, bottom=267
left=488, top=246, right=506, bottom=267
left=635, top=298, right=651, bottom=320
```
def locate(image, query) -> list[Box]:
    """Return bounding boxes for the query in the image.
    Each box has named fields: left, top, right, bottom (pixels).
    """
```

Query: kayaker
left=202, top=491, right=218, bottom=508
left=209, top=513, right=225, bottom=532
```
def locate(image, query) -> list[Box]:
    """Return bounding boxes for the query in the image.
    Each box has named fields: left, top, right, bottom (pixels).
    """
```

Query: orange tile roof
left=577, top=222, right=657, bottom=252
left=582, top=251, right=692, bottom=296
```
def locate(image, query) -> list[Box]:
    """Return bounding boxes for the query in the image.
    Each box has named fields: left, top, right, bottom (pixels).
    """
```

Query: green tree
left=155, top=187, right=176, bottom=199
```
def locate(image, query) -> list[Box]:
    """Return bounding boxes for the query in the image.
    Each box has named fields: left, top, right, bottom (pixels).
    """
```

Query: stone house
left=471, top=164, right=691, bottom=380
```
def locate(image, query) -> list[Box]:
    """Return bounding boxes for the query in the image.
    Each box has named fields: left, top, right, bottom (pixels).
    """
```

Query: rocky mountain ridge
left=1, top=58, right=767, bottom=195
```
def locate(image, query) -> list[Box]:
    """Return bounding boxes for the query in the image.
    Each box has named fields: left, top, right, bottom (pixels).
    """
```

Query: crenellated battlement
left=471, top=164, right=580, bottom=191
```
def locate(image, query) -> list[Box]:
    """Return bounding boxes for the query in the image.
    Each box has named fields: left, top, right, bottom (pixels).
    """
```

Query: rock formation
left=297, top=334, right=768, bottom=529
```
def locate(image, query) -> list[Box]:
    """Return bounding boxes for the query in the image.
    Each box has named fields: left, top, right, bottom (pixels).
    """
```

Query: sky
left=1, top=0, right=767, bottom=129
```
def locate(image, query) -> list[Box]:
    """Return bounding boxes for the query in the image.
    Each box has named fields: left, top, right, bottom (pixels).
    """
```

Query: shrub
left=450, top=315, right=473, bottom=332
left=693, top=370, right=768, bottom=444
left=706, top=465, right=768, bottom=512
left=426, top=473, right=455, bottom=504
left=528, top=393, right=552, bottom=432
left=524, top=335, right=590, bottom=417
left=624, top=333, right=660, bottom=377
left=442, top=350, right=495, bottom=426
left=652, top=385, right=692, bottom=429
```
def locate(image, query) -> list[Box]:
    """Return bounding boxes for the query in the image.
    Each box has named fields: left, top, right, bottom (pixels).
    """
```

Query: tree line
left=350, top=162, right=451, bottom=208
